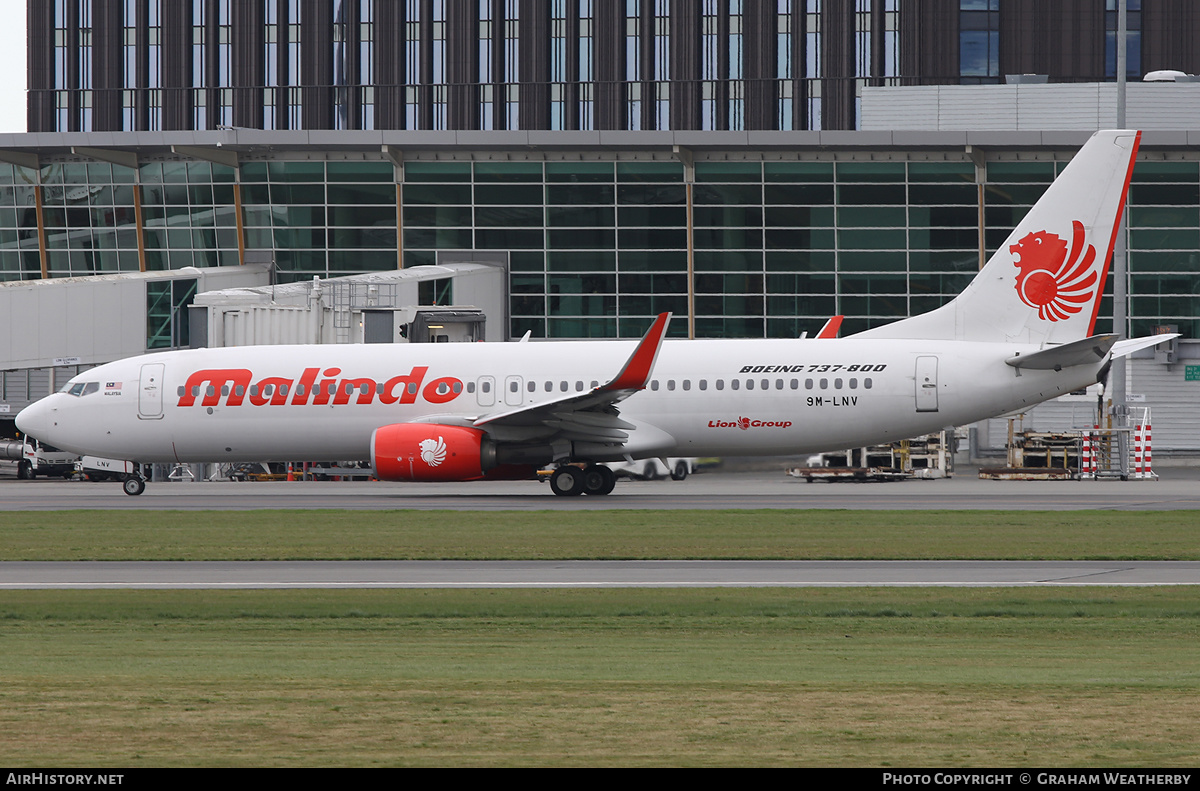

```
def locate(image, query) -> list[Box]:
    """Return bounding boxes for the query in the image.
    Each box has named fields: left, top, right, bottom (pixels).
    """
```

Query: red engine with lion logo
left=370, top=424, right=539, bottom=482
left=371, top=424, right=489, bottom=482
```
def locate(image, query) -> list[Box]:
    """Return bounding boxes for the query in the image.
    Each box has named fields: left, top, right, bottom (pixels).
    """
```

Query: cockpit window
left=65, top=382, right=101, bottom=397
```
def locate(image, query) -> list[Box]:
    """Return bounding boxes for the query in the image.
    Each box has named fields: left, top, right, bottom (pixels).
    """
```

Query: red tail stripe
left=1088, top=130, right=1142, bottom=336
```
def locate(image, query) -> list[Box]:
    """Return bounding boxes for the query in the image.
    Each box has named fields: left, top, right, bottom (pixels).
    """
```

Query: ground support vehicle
left=607, top=457, right=694, bottom=482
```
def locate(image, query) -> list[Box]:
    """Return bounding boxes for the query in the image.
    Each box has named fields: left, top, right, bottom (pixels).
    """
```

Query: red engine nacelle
left=372, top=423, right=490, bottom=482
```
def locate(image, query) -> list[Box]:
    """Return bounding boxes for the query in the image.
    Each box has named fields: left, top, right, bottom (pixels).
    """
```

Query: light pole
left=1111, top=0, right=1131, bottom=478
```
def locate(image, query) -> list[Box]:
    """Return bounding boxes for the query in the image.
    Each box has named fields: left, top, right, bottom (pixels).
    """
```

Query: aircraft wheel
left=670, top=461, right=689, bottom=481
left=582, top=465, right=616, bottom=496
left=549, top=465, right=586, bottom=496
left=122, top=476, right=146, bottom=496
left=16, top=460, right=32, bottom=480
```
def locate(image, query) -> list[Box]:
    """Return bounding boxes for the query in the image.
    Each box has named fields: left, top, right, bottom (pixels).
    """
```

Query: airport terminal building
left=3, top=1, right=1199, bottom=455
left=2, top=124, right=1199, bottom=343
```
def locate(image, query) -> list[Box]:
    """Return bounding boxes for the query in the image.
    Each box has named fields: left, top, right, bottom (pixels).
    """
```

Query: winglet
left=815, top=315, right=843, bottom=339
left=602, top=313, right=671, bottom=392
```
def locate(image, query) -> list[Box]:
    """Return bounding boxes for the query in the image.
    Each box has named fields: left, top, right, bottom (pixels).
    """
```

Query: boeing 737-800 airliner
left=16, top=130, right=1173, bottom=495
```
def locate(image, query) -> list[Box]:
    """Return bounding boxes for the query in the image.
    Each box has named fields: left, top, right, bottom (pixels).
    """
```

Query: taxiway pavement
left=2, top=468, right=1200, bottom=511
left=5, top=469, right=1199, bottom=588
left=2, top=560, right=1198, bottom=589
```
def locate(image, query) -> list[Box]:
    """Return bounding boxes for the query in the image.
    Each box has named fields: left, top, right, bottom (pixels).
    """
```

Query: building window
left=959, top=0, right=999, bottom=84
left=1105, top=0, right=1142, bottom=80
left=139, top=160, right=240, bottom=272
left=335, top=0, right=375, bottom=130
left=146, top=278, right=197, bottom=350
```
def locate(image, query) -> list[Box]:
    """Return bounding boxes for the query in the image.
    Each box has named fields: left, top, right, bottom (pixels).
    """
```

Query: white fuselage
left=17, top=337, right=1100, bottom=465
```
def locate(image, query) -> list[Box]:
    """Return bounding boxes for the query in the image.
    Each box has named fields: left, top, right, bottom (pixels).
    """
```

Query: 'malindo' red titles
left=176, top=366, right=464, bottom=407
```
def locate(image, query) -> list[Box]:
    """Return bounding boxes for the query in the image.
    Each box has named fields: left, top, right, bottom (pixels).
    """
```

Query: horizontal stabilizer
left=1005, top=335, right=1117, bottom=371
left=1111, top=333, right=1180, bottom=360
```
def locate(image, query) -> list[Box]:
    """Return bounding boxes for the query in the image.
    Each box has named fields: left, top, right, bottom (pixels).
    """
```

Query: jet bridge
left=189, top=263, right=505, bottom=347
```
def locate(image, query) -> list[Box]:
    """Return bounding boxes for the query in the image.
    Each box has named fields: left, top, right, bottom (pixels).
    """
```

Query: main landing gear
left=548, top=464, right=616, bottom=497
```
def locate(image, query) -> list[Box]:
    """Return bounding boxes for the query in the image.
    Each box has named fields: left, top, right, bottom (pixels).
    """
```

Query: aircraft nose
left=15, top=397, right=55, bottom=442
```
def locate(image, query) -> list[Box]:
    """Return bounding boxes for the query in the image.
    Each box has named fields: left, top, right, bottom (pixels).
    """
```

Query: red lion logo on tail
left=1010, top=220, right=1099, bottom=322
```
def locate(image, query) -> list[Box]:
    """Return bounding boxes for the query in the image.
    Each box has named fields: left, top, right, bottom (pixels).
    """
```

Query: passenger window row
left=168, top=375, right=874, bottom=402
left=467, top=380, right=602, bottom=395
left=648, top=377, right=873, bottom=392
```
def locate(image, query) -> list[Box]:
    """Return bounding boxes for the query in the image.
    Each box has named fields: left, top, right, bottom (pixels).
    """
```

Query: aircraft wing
left=463, top=313, right=672, bottom=446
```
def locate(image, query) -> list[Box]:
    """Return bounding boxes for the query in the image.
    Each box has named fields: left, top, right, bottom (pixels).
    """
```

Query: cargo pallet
left=787, top=430, right=955, bottom=483
left=786, top=466, right=911, bottom=483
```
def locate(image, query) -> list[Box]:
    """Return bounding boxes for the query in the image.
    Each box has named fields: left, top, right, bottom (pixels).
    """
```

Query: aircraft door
left=139, top=363, right=165, bottom=420
left=476, top=376, right=496, bottom=407
left=504, top=375, right=523, bottom=406
left=914, top=356, right=939, bottom=412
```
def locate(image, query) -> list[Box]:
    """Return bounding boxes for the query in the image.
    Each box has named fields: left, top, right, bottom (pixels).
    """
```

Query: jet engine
left=372, top=423, right=493, bottom=482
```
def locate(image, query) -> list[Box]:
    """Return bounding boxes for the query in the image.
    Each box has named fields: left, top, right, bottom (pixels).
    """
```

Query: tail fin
left=855, top=129, right=1141, bottom=345
left=815, top=315, right=844, bottom=339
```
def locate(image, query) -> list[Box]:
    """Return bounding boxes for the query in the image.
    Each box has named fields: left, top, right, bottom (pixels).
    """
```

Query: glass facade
left=37, top=0, right=901, bottom=134
left=0, top=165, right=45, bottom=279
left=41, top=161, right=141, bottom=276
left=1127, top=160, right=1200, bottom=338
left=33, top=1, right=1200, bottom=137
left=2, top=144, right=1198, bottom=342
left=140, top=161, right=240, bottom=270
left=242, top=160, right=398, bottom=277
left=404, top=155, right=980, bottom=339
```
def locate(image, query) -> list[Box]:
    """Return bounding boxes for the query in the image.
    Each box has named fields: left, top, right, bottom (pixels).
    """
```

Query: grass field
left=1, top=509, right=1199, bottom=560
left=3, top=509, right=1198, bottom=766
left=2, top=588, right=1199, bottom=766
